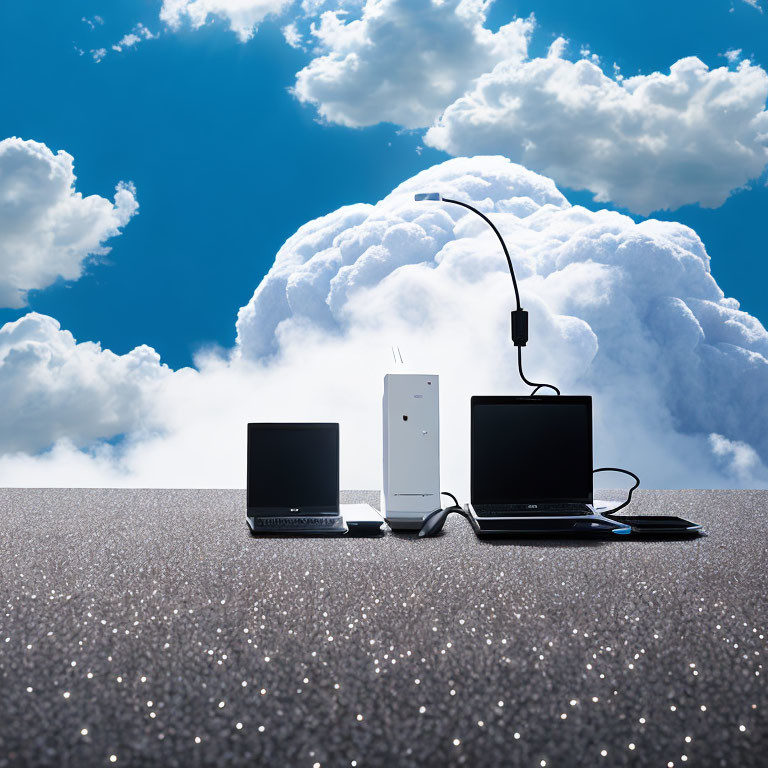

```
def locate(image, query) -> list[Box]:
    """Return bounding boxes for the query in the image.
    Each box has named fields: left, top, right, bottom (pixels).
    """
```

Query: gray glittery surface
left=0, top=488, right=766, bottom=767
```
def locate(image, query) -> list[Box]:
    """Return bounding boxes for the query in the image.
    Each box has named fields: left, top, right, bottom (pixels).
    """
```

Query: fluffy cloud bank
left=288, top=2, right=768, bottom=214
left=148, top=0, right=768, bottom=213
left=0, top=313, right=171, bottom=454
left=160, top=0, right=294, bottom=41
left=1, top=156, right=767, bottom=491
left=425, top=48, right=768, bottom=214
left=235, top=155, right=768, bottom=491
left=0, top=138, right=138, bottom=308
left=292, top=0, right=533, bottom=129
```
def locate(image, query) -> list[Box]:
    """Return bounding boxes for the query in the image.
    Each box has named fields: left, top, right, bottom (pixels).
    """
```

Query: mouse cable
left=441, top=491, right=460, bottom=507
left=417, top=493, right=469, bottom=538
left=439, top=198, right=560, bottom=398
left=592, top=467, right=640, bottom=516
left=440, top=491, right=468, bottom=519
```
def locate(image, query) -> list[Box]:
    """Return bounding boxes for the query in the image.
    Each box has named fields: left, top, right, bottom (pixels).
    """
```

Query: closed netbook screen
left=471, top=397, right=592, bottom=504
left=247, top=424, right=339, bottom=513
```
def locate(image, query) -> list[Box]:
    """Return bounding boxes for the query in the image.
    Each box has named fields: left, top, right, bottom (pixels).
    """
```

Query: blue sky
left=1, top=0, right=766, bottom=370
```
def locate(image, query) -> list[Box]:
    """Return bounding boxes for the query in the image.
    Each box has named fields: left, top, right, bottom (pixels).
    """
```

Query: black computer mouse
left=418, top=508, right=448, bottom=537
left=419, top=506, right=464, bottom=537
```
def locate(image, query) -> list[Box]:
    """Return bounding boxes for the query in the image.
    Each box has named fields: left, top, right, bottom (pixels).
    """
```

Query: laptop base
left=466, top=504, right=631, bottom=537
left=247, top=513, right=347, bottom=536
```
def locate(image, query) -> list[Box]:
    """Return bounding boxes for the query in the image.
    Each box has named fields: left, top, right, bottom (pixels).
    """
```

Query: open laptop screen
left=471, top=397, right=592, bottom=504
left=247, top=423, right=339, bottom=515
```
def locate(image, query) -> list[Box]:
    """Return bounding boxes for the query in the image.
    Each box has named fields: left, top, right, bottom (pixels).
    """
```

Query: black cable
left=592, top=467, right=640, bottom=516
left=441, top=491, right=459, bottom=507
left=440, top=492, right=470, bottom=522
left=517, top=346, right=560, bottom=396
left=440, top=197, right=559, bottom=397
left=442, top=198, right=521, bottom=309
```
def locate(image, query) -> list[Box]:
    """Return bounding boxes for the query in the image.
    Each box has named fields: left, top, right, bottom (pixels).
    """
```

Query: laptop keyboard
left=473, top=503, right=591, bottom=517
left=249, top=516, right=345, bottom=530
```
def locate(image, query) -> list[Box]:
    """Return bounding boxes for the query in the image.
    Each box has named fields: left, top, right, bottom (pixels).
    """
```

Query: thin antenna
left=391, top=346, right=397, bottom=363
left=397, top=346, right=404, bottom=364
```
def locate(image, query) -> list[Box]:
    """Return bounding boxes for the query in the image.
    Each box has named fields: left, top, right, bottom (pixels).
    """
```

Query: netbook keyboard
left=473, top=503, right=591, bottom=517
left=249, top=516, right=345, bottom=530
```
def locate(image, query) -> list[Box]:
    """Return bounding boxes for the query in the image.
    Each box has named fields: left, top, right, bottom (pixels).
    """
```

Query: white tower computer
left=382, top=373, right=441, bottom=530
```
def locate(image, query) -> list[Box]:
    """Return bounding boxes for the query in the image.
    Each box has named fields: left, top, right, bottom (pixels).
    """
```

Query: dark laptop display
left=247, top=423, right=339, bottom=516
left=471, top=396, right=593, bottom=505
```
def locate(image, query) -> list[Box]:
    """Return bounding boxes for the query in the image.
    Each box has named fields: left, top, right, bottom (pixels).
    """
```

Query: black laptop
left=246, top=423, right=348, bottom=535
left=467, top=396, right=631, bottom=536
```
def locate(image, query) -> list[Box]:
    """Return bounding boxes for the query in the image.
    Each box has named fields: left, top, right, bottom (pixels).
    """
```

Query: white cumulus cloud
left=0, top=137, right=138, bottom=308
left=0, top=313, right=172, bottom=455
left=234, top=155, right=768, bottom=491
left=282, top=21, right=303, bottom=48
left=741, top=0, right=763, bottom=13
left=292, top=0, right=533, bottom=129
left=1, top=157, right=767, bottom=491
left=111, top=24, right=158, bottom=53
left=288, top=3, right=768, bottom=214
left=425, top=50, right=768, bottom=214
left=709, top=433, right=762, bottom=481
left=160, top=0, right=294, bottom=41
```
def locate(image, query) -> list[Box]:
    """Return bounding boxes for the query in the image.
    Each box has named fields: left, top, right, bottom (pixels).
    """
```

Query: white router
left=382, top=373, right=441, bottom=530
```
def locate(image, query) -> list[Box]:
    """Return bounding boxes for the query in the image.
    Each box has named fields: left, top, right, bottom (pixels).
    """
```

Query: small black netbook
left=246, top=423, right=347, bottom=535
